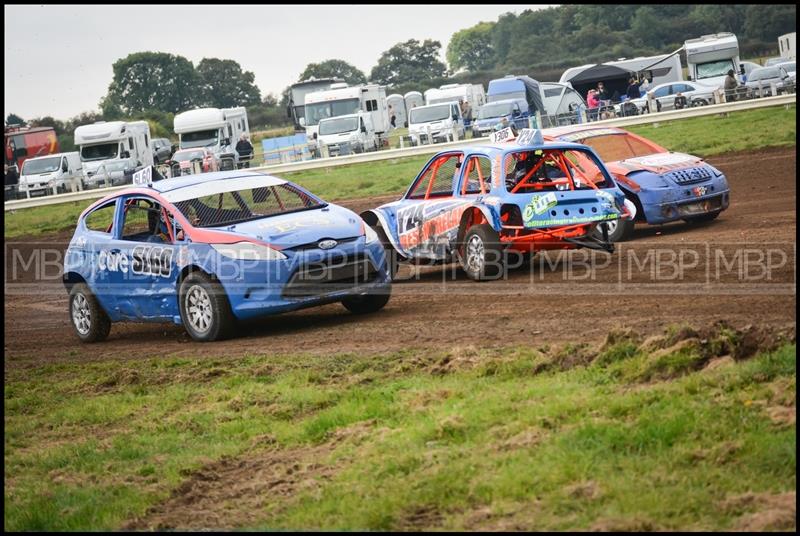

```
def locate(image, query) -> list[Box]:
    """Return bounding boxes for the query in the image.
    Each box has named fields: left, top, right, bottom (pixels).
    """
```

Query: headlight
left=364, top=225, right=379, bottom=244
left=210, top=242, right=287, bottom=261
left=47, top=179, right=55, bottom=187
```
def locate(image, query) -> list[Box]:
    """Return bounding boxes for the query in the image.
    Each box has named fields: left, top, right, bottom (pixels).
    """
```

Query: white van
left=317, top=112, right=379, bottom=157
left=74, top=121, right=153, bottom=186
left=408, top=102, right=465, bottom=145
left=18, top=152, right=82, bottom=197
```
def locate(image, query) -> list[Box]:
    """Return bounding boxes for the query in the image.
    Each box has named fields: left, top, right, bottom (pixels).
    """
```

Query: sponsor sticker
left=523, top=192, right=558, bottom=222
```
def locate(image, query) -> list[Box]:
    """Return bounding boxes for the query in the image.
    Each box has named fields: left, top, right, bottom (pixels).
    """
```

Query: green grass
left=4, top=342, right=796, bottom=531
left=4, top=105, right=795, bottom=239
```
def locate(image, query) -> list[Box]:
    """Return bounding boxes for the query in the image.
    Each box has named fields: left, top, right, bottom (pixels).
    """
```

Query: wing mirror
left=61, top=162, right=68, bottom=172
left=361, top=126, right=367, bottom=133
left=299, top=117, right=306, bottom=127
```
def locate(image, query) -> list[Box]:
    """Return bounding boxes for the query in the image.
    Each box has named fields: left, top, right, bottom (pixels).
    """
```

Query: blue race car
left=543, top=126, right=731, bottom=241
left=361, top=128, right=636, bottom=281
left=63, top=170, right=392, bottom=342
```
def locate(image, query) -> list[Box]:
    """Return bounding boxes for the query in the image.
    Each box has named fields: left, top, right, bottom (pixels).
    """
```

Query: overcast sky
left=4, top=4, right=554, bottom=121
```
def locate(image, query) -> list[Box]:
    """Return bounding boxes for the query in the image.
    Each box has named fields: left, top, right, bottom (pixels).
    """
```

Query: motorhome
left=17, top=152, right=82, bottom=197
left=387, top=94, right=407, bottom=129
left=287, top=78, right=343, bottom=132
left=559, top=54, right=684, bottom=100
left=779, top=32, right=796, bottom=60
left=302, top=83, right=389, bottom=145
left=317, top=112, right=379, bottom=157
left=684, top=33, right=740, bottom=89
left=74, top=121, right=153, bottom=185
left=173, top=107, right=249, bottom=169
left=407, top=102, right=465, bottom=145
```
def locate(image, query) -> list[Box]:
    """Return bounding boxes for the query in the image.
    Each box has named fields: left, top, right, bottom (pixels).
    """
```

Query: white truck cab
left=301, top=83, right=389, bottom=149
left=74, top=121, right=153, bottom=187
left=408, top=102, right=465, bottom=146
left=173, top=107, right=249, bottom=170
left=317, top=112, right=378, bottom=157
left=18, top=152, right=82, bottom=197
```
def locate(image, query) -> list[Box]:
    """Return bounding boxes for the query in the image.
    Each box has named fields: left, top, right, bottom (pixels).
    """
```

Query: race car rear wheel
left=179, top=272, right=235, bottom=342
left=342, top=289, right=391, bottom=314
left=460, top=224, right=504, bottom=281
left=69, top=283, right=111, bottom=343
left=593, top=217, right=634, bottom=243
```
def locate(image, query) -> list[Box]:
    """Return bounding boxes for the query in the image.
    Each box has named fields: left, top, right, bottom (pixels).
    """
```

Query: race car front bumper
left=635, top=172, right=731, bottom=224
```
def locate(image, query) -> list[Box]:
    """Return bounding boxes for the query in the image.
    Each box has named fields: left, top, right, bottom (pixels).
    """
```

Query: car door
left=654, top=85, right=675, bottom=111
left=108, top=195, right=180, bottom=320
left=394, top=152, right=468, bottom=260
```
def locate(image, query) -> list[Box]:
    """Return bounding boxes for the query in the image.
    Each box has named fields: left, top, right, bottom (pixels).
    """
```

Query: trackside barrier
left=5, top=93, right=796, bottom=212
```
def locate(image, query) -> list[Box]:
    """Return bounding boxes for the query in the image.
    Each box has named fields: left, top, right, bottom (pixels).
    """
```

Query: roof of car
left=541, top=125, right=626, bottom=140
left=459, top=139, right=596, bottom=156
left=150, top=170, right=285, bottom=194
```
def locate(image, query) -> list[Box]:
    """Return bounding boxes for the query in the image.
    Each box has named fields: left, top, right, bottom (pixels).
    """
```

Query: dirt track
left=4, top=147, right=796, bottom=368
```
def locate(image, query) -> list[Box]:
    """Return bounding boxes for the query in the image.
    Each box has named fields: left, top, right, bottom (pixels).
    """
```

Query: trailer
left=779, top=32, right=796, bottom=60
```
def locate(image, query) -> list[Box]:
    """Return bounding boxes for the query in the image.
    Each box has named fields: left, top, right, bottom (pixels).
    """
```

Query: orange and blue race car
left=543, top=126, right=731, bottom=241
left=63, top=170, right=392, bottom=342
left=361, top=128, right=636, bottom=280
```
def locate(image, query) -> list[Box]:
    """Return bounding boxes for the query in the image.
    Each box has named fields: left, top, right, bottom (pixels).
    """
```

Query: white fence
left=4, top=93, right=795, bottom=212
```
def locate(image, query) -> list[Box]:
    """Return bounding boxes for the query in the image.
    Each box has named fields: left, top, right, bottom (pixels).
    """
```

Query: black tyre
left=683, top=211, right=721, bottom=224
left=179, top=271, right=235, bottom=342
left=69, top=283, right=111, bottom=343
left=593, top=217, right=635, bottom=243
left=342, top=289, right=391, bottom=314
left=460, top=224, right=504, bottom=281
left=373, top=225, right=399, bottom=280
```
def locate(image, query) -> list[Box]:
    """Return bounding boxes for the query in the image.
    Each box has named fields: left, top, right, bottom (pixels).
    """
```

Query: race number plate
left=132, top=166, right=152, bottom=186
left=489, top=127, right=516, bottom=143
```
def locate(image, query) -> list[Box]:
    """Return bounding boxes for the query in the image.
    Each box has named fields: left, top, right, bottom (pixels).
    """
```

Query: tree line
left=8, top=4, right=795, bottom=141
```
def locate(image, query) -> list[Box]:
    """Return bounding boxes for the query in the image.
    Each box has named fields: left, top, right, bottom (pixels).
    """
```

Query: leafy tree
left=27, top=116, right=65, bottom=135
left=102, top=52, right=198, bottom=115
left=743, top=4, right=797, bottom=44
left=6, top=113, right=25, bottom=126
left=298, top=59, right=367, bottom=85
left=247, top=94, right=292, bottom=130
left=196, top=58, right=261, bottom=108
left=447, top=22, right=495, bottom=72
left=369, top=39, right=447, bottom=87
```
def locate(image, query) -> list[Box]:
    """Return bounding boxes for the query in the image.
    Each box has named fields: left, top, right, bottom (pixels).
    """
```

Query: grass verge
left=4, top=324, right=795, bottom=530
left=4, top=104, right=795, bottom=239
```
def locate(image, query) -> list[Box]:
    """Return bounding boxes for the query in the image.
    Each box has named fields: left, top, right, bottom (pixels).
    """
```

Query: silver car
left=619, top=81, right=717, bottom=114
left=745, top=65, right=795, bottom=98
left=82, top=161, right=135, bottom=189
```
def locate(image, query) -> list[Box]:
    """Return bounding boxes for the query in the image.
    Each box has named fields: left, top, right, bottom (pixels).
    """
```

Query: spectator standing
left=235, top=134, right=254, bottom=169
left=596, top=82, right=610, bottom=102
left=586, top=89, right=600, bottom=121
left=626, top=78, right=642, bottom=100
left=723, top=69, right=739, bottom=102
left=388, top=105, right=397, bottom=129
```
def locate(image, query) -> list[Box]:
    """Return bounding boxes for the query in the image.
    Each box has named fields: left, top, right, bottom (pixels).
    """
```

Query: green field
left=4, top=104, right=795, bottom=239
left=4, top=324, right=795, bottom=530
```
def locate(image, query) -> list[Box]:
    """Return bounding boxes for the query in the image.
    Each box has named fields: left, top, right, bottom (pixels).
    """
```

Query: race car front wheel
left=69, top=283, right=111, bottom=343
left=342, top=290, right=391, bottom=314
left=179, top=272, right=235, bottom=342
left=460, top=224, right=504, bottom=281
left=593, top=217, right=635, bottom=243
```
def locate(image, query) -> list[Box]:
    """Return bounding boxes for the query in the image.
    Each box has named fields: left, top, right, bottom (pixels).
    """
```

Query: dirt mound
left=720, top=491, right=796, bottom=531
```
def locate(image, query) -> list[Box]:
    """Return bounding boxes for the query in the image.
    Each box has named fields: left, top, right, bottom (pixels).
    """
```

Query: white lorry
left=302, top=83, right=389, bottom=148
left=317, top=112, right=379, bottom=157
left=17, top=152, right=82, bottom=197
left=173, top=107, right=249, bottom=170
left=407, top=101, right=465, bottom=146
left=74, top=121, right=153, bottom=188
left=424, top=83, right=486, bottom=125
left=684, top=33, right=741, bottom=89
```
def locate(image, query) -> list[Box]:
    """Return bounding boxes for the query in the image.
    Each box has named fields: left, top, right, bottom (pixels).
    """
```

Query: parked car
left=360, top=128, right=635, bottom=281
left=764, top=57, right=786, bottom=67
left=621, top=81, right=717, bottom=114
left=745, top=65, right=795, bottom=97
left=775, top=60, right=796, bottom=78
left=151, top=137, right=173, bottom=164
left=63, top=170, right=393, bottom=342
left=543, top=125, right=730, bottom=242
left=17, top=152, right=82, bottom=197
left=82, top=160, right=136, bottom=189
left=407, top=102, right=465, bottom=145
left=170, top=147, right=219, bottom=176
left=471, top=99, right=528, bottom=138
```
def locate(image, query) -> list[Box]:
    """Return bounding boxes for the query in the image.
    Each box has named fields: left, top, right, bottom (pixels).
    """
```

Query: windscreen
left=696, top=59, right=735, bottom=80
left=173, top=183, right=326, bottom=228
left=502, top=148, right=615, bottom=193
left=304, top=98, right=360, bottom=126
left=80, top=143, right=117, bottom=161
left=576, top=134, right=659, bottom=162
left=173, top=150, right=207, bottom=162
left=478, top=102, right=514, bottom=120
left=181, top=129, right=219, bottom=149
left=409, top=104, right=451, bottom=124
left=319, top=116, right=358, bottom=135
left=21, top=156, right=61, bottom=175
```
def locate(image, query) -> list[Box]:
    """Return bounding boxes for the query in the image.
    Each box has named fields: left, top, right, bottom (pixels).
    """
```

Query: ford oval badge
left=318, top=239, right=338, bottom=250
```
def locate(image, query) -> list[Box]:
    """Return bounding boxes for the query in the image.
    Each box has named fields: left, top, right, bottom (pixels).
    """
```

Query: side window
left=144, top=134, right=149, bottom=148
left=121, top=198, right=169, bottom=243
left=129, top=137, right=134, bottom=150
left=84, top=201, right=116, bottom=234
left=461, top=156, right=491, bottom=195
left=653, top=86, right=671, bottom=98
left=407, top=153, right=462, bottom=199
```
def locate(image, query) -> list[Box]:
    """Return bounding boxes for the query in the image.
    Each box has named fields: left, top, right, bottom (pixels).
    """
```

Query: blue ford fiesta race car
left=63, top=170, right=392, bottom=342
left=543, top=126, right=731, bottom=241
